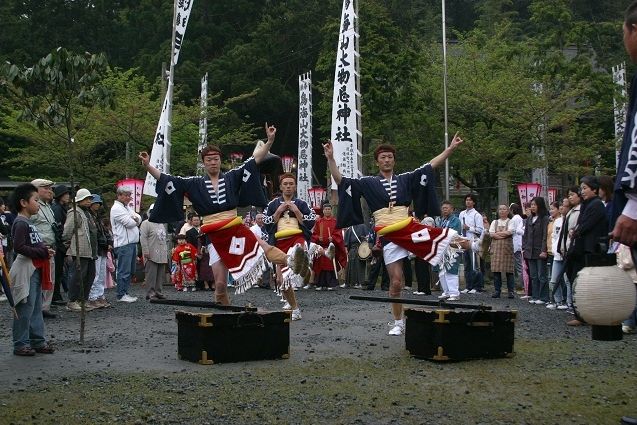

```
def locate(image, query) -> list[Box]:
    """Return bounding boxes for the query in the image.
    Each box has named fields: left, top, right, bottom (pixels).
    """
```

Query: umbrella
left=0, top=255, right=18, bottom=319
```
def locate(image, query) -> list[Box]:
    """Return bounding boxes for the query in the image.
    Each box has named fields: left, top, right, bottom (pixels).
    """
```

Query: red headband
left=374, top=144, right=396, bottom=160
left=200, top=145, right=223, bottom=160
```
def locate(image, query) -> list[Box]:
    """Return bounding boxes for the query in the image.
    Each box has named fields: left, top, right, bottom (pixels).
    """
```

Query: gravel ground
left=0, top=280, right=635, bottom=424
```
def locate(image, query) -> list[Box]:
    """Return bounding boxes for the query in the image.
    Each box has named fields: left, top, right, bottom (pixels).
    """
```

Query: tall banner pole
left=613, top=63, right=627, bottom=169
left=143, top=0, right=194, bottom=196
left=196, top=72, right=208, bottom=175
left=330, top=0, right=362, bottom=189
left=441, top=0, right=450, bottom=201
left=298, top=72, right=313, bottom=204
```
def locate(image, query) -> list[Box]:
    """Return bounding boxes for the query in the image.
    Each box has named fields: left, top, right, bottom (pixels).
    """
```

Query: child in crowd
left=171, top=234, right=198, bottom=291
left=9, top=183, right=55, bottom=356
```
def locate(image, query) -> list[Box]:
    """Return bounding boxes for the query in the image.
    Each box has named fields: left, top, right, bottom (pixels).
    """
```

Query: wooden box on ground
left=175, top=310, right=291, bottom=364
left=404, top=308, right=516, bottom=361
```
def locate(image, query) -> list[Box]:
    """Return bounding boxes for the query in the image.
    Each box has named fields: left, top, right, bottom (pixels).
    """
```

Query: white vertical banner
left=330, top=0, right=362, bottom=189
left=298, top=72, right=313, bottom=204
left=613, top=63, right=627, bottom=169
left=531, top=82, right=548, bottom=201
left=173, top=0, right=194, bottom=65
left=196, top=73, right=208, bottom=175
left=143, top=83, right=173, bottom=197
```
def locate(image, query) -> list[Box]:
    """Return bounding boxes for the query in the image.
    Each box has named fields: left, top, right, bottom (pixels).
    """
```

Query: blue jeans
left=514, top=251, right=523, bottom=290
left=624, top=246, right=637, bottom=329
left=463, top=250, right=482, bottom=290
left=13, top=270, right=47, bottom=350
left=624, top=291, right=637, bottom=328
left=549, top=259, right=566, bottom=304
left=493, top=272, right=514, bottom=294
left=114, top=243, right=137, bottom=298
left=528, top=258, right=549, bottom=302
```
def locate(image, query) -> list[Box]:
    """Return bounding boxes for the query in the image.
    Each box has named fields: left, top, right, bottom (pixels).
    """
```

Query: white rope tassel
left=233, top=255, right=266, bottom=295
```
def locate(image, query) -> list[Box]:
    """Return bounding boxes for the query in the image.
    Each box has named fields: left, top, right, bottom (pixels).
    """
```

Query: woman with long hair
left=522, top=197, right=550, bottom=304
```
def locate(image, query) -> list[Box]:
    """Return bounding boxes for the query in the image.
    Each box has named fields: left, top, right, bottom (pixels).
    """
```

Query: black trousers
left=53, top=248, right=68, bottom=300
left=367, top=259, right=389, bottom=290
left=68, top=257, right=96, bottom=302
left=403, top=257, right=413, bottom=287
left=414, top=258, right=431, bottom=294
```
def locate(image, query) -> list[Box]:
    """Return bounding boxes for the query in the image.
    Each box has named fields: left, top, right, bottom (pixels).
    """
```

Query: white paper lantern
left=574, top=265, right=636, bottom=340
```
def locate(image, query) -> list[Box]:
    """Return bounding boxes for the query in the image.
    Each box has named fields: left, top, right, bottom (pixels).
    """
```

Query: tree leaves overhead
left=0, top=0, right=629, bottom=208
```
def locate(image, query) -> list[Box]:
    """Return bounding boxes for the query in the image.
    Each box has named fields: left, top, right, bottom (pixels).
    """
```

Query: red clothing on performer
left=311, top=214, right=346, bottom=288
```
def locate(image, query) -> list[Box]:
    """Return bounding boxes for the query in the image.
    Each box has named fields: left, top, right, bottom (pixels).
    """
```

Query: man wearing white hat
left=110, top=186, right=141, bottom=303
left=62, top=188, right=98, bottom=311
left=30, top=179, right=58, bottom=319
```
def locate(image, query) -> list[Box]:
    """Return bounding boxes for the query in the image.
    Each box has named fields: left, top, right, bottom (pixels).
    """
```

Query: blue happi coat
left=336, top=163, right=441, bottom=229
left=263, top=197, right=317, bottom=245
left=149, top=158, right=267, bottom=223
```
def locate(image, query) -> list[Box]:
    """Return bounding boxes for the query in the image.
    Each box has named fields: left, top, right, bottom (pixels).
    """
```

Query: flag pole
left=441, top=0, right=450, bottom=201
left=165, top=0, right=178, bottom=175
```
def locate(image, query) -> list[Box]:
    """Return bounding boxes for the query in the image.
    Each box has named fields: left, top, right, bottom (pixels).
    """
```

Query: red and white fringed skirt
left=202, top=216, right=265, bottom=295
left=375, top=218, right=458, bottom=268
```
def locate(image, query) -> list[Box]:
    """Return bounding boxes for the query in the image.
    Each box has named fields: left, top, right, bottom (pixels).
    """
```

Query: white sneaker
left=461, top=289, right=470, bottom=294
left=282, top=302, right=292, bottom=310
left=291, top=309, right=302, bottom=321
left=118, top=294, right=138, bottom=303
left=468, top=289, right=477, bottom=294
left=66, top=301, right=82, bottom=312
left=622, top=325, right=635, bottom=334
left=520, top=295, right=530, bottom=299
left=404, top=286, right=412, bottom=291
left=339, top=283, right=346, bottom=288
left=302, top=285, right=312, bottom=290
left=0, top=294, right=7, bottom=302
left=557, top=304, right=569, bottom=310
left=438, top=293, right=450, bottom=299
left=388, top=323, right=404, bottom=336
left=315, top=287, right=323, bottom=291
left=535, top=300, right=545, bottom=305
left=546, top=303, right=557, bottom=310
left=529, top=299, right=536, bottom=304
left=446, top=296, right=459, bottom=301
left=413, top=291, right=426, bottom=295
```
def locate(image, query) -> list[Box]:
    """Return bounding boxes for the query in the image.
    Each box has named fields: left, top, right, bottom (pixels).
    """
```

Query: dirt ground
left=0, top=281, right=636, bottom=424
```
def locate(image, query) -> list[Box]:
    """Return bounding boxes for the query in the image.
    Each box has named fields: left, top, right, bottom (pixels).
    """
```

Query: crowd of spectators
left=0, top=173, right=635, bottom=357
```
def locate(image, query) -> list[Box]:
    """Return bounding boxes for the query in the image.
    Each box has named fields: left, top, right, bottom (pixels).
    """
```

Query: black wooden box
left=404, top=308, right=516, bottom=361
left=175, top=310, right=291, bottom=364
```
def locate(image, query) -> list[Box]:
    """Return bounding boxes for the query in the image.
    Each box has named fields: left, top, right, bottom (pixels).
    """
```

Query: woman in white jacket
left=509, top=203, right=525, bottom=292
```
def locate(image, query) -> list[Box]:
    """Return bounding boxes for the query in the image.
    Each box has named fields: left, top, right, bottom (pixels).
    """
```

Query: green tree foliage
left=0, top=0, right=629, bottom=208
left=0, top=48, right=112, bottom=183
left=0, top=67, right=259, bottom=188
